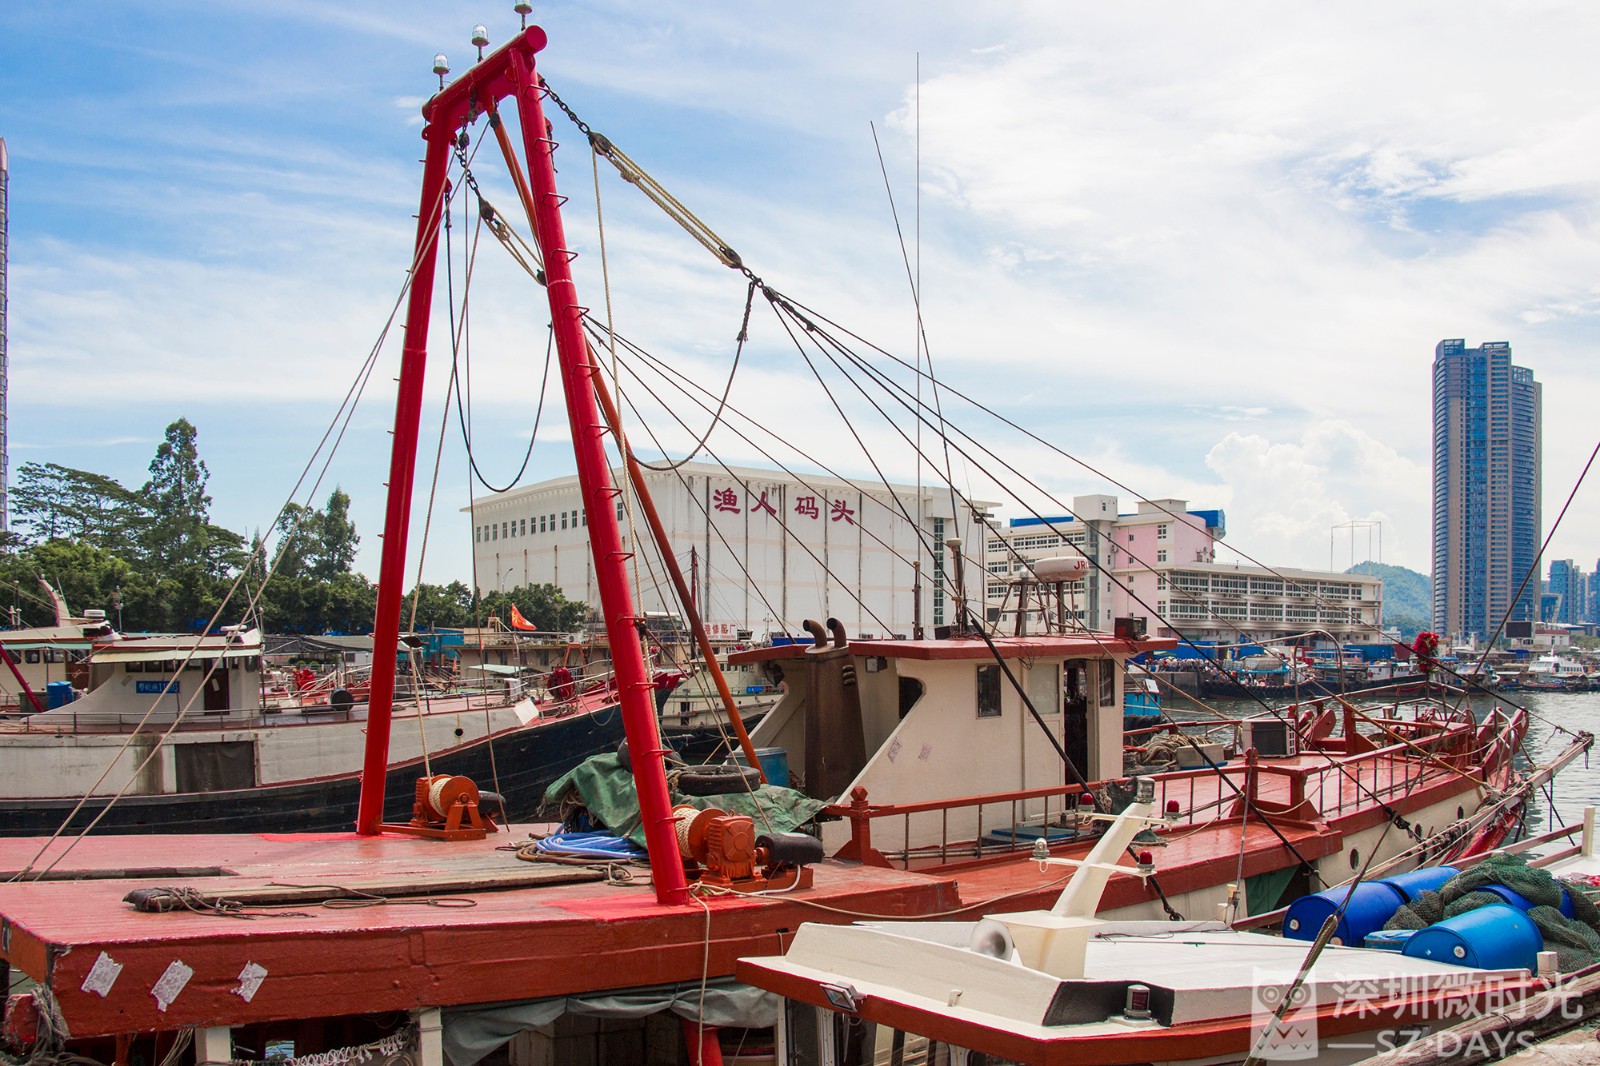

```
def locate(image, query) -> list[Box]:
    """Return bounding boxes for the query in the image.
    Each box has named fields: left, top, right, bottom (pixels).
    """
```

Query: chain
left=538, top=76, right=595, bottom=141
left=538, top=75, right=761, bottom=281
left=452, top=134, right=496, bottom=226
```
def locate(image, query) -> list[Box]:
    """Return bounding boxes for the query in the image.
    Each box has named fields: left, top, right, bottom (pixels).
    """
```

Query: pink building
left=988, top=497, right=1382, bottom=644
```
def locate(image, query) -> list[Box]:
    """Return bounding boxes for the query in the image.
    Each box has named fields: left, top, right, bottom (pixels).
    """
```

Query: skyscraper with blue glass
left=1431, top=340, right=1542, bottom=640
left=1549, top=559, right=1585, bottom=624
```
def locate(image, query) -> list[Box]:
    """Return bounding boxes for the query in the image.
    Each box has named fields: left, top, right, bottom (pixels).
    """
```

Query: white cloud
left=1205, top=421, right=1430, bottom=571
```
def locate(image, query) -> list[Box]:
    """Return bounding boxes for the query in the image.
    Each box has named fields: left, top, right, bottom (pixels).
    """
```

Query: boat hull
left=0, top=709, right=635, bottom=835
left=1201, top=673, right=1429, bottom=700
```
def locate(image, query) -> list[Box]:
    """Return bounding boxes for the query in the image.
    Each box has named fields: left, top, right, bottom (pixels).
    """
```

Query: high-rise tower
left=1549, top=559, right=1585, bottom=624
left=1431, top=340, right=1542, bottom=640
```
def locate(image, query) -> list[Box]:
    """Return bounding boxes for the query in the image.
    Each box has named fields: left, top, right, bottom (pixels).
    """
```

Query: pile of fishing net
left=1382, top=851, right=1600, bottom=971
left=1125, top=728, right=1233, bottom=773
left=1127, top=732, right=1192, bottom=770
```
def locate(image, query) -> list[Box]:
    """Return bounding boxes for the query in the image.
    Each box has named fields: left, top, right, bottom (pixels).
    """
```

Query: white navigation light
left=472, top=24, right=490, bottom=60
left=432, top=53, right=450, bottom=76
left=514, top=1, right=532, bottom=28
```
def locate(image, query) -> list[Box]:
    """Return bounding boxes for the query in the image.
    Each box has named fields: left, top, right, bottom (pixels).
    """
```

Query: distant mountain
left=1347, top=561, right=1431, bottom=638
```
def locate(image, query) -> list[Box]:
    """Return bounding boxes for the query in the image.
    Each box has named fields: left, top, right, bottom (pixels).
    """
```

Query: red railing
left=828, top=713, right=1501, bottom=869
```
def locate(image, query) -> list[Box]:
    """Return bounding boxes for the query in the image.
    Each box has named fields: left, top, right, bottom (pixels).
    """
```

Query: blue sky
left=3, top=1, right=1600, bottom=590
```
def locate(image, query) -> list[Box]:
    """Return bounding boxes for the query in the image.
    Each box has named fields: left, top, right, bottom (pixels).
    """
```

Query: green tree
left=311, top=488, right=359, bottom=580
left=10, top=462, right=148, bottom=554
left=317, top=572, right=376, bottom=633
left=139, top=419, right=246, bottom=590
left=403, top=581, right=475, bottom=629
left=0, top=540, right=154, bottom=629
left=267, top=503, right=317, bottom=580
left=262, top=489, right=358, bottom=585
left=142, top=418, right=212, bottom=569
left=479, top=583, right=586, bottom=632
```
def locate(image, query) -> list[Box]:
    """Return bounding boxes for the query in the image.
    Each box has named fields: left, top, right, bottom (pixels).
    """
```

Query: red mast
left=356, top=27, right=688, bottom=906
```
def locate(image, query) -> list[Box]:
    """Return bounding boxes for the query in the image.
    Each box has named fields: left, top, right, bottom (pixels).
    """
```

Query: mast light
left=432, top=53, right=450, bottom=89
left=514, top=1, right=532, bottom=29
left=472, top=24, right=490, bottom=60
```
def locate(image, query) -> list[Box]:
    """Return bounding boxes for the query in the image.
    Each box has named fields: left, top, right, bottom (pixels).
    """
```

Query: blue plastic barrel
left=1475, top=883, right=1575, bottom=918
left=1283, top=881, right=1406, bottom=945
left=732, top=747, right=790, bottom=789
left=1379, top=865, right=1459, bottom=901
left=1402, top=904, right=1543, bottom=971
left=46, top=681, right=75, bottom=709
left=1478, top=885, right=1535, bottom=911
left=1363, top=929, right=1417, bottom=952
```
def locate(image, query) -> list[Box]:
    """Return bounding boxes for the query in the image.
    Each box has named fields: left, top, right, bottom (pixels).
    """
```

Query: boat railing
left=829, top=723, right=1489, bottom=869
left=3, top=684, right=527, bottom=735
left=1285, top=738, right=1438, bottom=819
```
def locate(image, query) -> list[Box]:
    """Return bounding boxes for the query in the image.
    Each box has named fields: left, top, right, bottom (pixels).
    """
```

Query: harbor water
left=1509, top=690, right=1600, bottom=844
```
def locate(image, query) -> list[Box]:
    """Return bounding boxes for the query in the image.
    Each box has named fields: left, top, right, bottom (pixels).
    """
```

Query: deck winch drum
left=1402, top=903, right=1543, bottom=971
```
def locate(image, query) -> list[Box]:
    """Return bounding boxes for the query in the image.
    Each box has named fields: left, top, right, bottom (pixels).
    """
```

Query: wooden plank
left=163, top=864, right=607, bottom=905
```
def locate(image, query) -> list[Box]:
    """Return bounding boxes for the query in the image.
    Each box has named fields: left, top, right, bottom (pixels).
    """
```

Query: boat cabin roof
left=0, top=621, right=115, bottom=645
left=729, top=632, right=1176, bottom=665
left=93, top=629, right=262, bottom=662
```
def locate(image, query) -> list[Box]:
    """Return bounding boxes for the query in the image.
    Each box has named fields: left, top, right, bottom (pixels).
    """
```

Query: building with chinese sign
left=466, top=462, right=991, bottom=640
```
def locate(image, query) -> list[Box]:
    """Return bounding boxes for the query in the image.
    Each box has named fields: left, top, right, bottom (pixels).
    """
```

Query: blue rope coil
left=533, top=831, right=647, bottom=859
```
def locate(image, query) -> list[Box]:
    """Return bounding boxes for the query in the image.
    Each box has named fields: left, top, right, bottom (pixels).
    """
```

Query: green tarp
left=1245, top=866, right=1299, bottom=916
left=543, top=753, right=828, bottom=848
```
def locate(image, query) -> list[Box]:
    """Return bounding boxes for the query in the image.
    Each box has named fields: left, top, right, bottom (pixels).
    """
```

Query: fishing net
left=1384, top=889, right=1443, bottom=930
left=543, top=753, right=827, bottom=848
left=1446, top=852, right=1568, bottom=910
left=1381, top=852, right=1600, bottom=971
left=1126, top=733, right=1190, bottom=771
left=1125, top=729, right=1235, bottom=774
left=1528, top=905, right=1600, bottom=973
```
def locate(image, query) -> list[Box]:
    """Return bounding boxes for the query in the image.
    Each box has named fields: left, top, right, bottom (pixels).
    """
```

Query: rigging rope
left=512, top=80, right=1570, bottom=848
left=448, top=141, right=548, bottom=494
left=635, top=281, right=757, bottom=471
left=6, top=167, right=459, bottom=880
left=534, top=75, right=1559, bottom=763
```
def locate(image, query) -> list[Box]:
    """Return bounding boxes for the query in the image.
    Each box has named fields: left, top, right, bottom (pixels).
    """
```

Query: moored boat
left=0, top=608, right=679, bottom=835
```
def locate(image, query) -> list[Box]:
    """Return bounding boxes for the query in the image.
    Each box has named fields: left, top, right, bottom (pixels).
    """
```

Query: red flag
left=509, top=604, right=538, bottom=631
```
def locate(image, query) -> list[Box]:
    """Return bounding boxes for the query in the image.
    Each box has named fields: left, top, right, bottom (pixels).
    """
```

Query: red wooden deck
left=0, top=830, right=957, bottom=1038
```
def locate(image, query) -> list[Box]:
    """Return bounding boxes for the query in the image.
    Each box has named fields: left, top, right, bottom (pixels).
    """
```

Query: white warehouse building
left=466, top=462, right=992, bottom=640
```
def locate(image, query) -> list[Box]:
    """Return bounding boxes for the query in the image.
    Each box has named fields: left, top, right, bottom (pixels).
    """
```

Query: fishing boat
left=738, top=792, right=1587, bottom=1066
left=1201, top=652, right=1429, bottom=701
left=0, top=20, right=1590, bottom=1066
left=0, top=599, right=671, bottom=835
left=1522, top=652, right=1591, bottom=692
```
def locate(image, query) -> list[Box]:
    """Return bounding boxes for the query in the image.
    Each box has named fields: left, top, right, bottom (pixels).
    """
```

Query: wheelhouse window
left=976, top=664, right=1002, bottom=718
